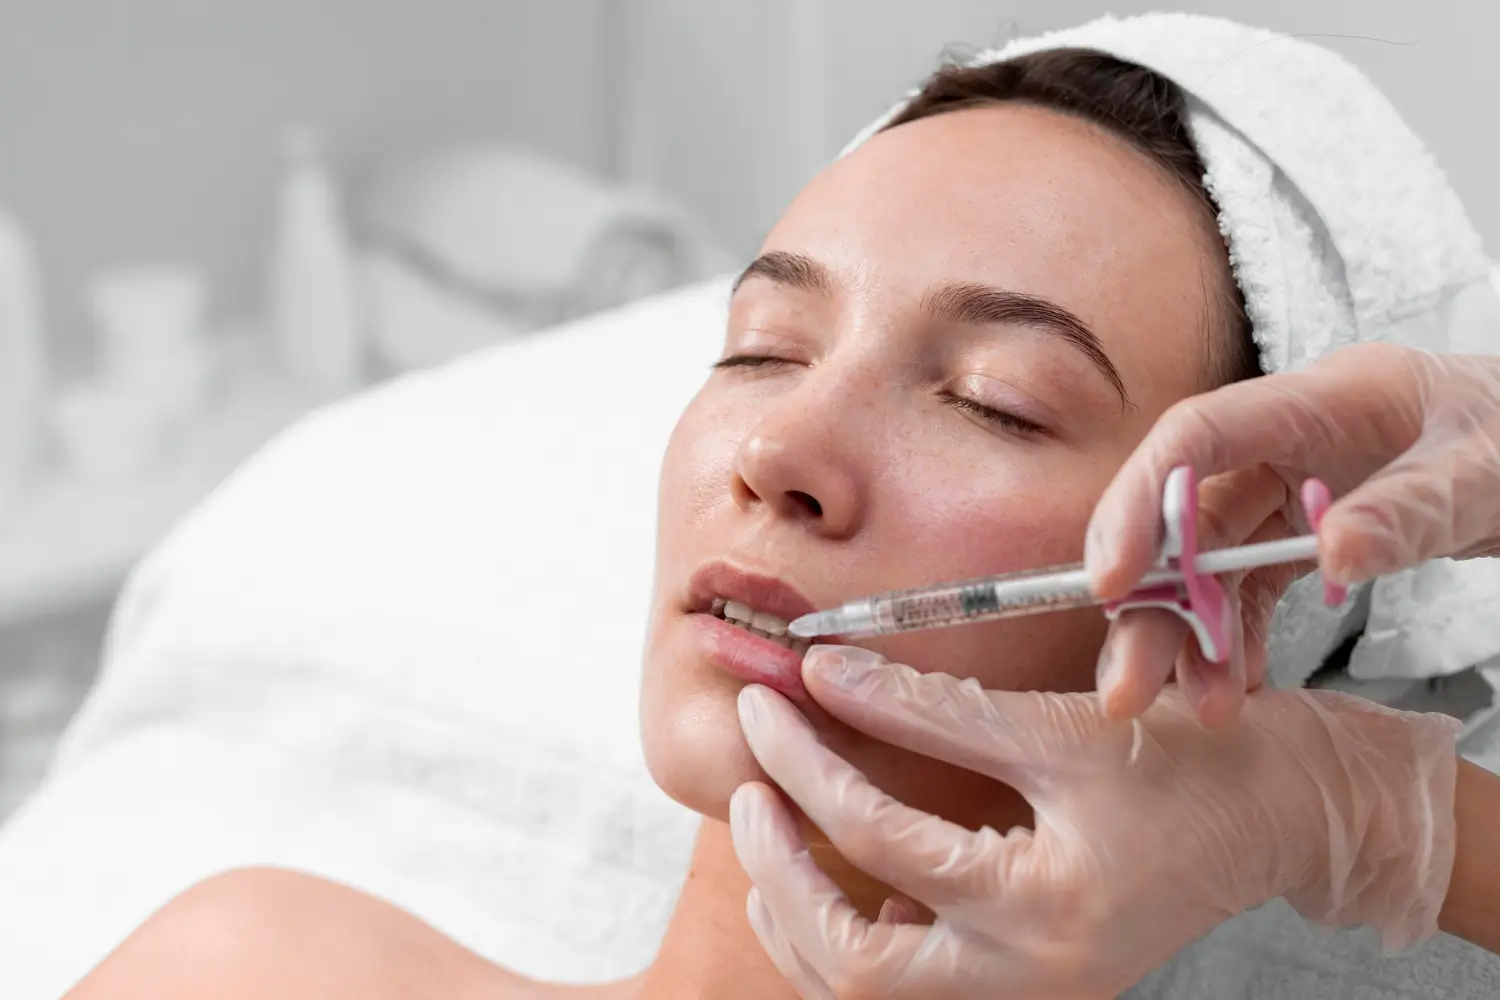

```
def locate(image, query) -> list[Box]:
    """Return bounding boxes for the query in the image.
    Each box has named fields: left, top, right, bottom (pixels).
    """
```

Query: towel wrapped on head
left=846, top=12, right=1500, bottom=688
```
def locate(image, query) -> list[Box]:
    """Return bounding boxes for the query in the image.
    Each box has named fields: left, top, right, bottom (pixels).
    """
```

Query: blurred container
left=91, top=264, right=204, bottom=366
left=268, top=126, right=363, bottom=396
left=50, top=380, right=177, bottom=483
left=88, top=263, right=213, bottom=424
left=0, top=211, right=45, bottom=514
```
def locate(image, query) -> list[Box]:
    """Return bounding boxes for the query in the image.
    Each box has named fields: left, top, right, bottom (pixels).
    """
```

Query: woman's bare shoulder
left=64, top=866, right=564, bottom=1000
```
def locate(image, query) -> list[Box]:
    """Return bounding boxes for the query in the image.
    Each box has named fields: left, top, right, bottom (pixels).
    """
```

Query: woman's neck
left=635, top=819, right=893, bottom=998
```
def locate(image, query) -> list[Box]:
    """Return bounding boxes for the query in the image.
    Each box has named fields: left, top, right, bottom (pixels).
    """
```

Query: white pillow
left=81, top=277, right=732, bottom=773
left=0, top=279, right=731, bottom=997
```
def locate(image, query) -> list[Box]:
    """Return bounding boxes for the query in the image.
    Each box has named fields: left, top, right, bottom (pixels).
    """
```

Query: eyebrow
left=733, top=250, right=834, bottom=297
left=923, top=282, right=1131, bottom=406
left=733, top=251, right=1131, bottom=407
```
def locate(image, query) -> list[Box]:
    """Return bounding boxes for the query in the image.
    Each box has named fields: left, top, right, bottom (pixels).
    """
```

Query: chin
left=641, top=605, right=791, bottom=822
left=640, top=610, right=781, bottom=823
left=641, top=681, right=766, bottom=823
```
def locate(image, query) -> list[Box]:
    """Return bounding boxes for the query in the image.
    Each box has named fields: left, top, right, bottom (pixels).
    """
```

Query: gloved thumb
left=801, top=645, right=1115, bottom=788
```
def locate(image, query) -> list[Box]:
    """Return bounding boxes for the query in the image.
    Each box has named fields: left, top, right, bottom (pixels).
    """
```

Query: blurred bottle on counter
left=0, top=209, right=45, bottom=513
left=268, top=126, right=363, bottom=397
left=89, top=265, right=209, bottom=421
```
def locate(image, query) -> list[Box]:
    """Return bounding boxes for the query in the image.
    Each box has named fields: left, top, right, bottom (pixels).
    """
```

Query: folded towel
left=846, top=12, right=1500, bottom=687
left=1128, top=899, right=1500, bottom=999
left=361, top=143, right=735, bottom=373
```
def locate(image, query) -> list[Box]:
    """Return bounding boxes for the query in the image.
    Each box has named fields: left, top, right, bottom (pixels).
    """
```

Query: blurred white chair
left=360, top=143, right=732, bottom=372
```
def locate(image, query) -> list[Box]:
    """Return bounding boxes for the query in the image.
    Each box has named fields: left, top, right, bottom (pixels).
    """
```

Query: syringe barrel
left=865, top=563, right=1098, bottom=634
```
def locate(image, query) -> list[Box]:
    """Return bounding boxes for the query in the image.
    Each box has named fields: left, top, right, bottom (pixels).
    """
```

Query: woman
left=63, top=46, right=1490, bottom=1000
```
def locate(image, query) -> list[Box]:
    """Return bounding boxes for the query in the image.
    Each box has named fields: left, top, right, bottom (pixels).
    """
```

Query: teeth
left=752, top=611, right=788, bottom=635
left=724, top=600, right=755, bottom=623
left=714, top=598, right=806, bottom=653
left=718, top=601, right=790, bottom=635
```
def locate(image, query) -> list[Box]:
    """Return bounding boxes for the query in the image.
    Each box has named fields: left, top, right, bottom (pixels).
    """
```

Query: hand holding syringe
left=790, top=466, right=1336, bottom=666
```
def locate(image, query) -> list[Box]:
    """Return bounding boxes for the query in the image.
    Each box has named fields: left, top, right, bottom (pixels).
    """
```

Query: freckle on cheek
left=913, top=514, right=1086, bottom=579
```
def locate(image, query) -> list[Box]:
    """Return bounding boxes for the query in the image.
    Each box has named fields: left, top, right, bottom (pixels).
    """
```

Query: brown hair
left=883, top=48, right=1260, bottom=387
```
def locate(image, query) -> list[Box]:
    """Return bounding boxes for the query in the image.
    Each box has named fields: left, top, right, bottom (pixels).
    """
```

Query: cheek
left=876, top=456, right=1101, bottom=582
left=657, top=396, right=739, bottom=540
left=855, top=457, right=1113, bottom=692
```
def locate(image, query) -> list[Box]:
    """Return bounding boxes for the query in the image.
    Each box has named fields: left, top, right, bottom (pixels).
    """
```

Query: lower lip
left=688, top=613, right=809, bottom=703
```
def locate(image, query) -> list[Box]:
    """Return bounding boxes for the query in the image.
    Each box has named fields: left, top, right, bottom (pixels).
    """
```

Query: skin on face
left=641, top=103, right=1228, bottom=841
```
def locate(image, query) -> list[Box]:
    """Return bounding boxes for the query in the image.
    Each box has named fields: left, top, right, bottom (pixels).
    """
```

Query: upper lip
left=686, top=561, right=819, bottom=624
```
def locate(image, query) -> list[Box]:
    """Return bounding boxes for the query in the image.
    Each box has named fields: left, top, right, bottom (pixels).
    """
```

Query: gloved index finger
left=1086, top=369, right=1331, bottom=598
left=738, top=683, right=1009, bottom=910
left=801, top=648, right=1116, bottom=787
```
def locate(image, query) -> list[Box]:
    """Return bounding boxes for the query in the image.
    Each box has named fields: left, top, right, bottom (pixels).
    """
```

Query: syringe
left=786, top=533, right=1319, bottom=640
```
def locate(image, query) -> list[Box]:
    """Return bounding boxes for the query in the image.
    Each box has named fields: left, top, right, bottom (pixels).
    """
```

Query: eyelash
left=712, top=354, right=787, bottom=370
left=714, top=356, right=1047, bottom=437
left=940, top=393, right=1048, bottom=436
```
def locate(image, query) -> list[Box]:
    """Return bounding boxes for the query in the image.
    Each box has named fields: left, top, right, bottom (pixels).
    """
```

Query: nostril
left=787, top=491, right=823, bottom=517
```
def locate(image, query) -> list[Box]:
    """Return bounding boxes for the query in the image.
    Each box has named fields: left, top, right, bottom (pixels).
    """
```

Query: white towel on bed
left=0, top=282, right=726, bottom=997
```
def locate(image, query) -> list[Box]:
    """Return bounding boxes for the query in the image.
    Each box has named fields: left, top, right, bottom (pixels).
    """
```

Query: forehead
left=761, top=104, right=1220, bottom=399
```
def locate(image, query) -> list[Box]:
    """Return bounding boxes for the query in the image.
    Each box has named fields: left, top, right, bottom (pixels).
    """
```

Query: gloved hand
left=733, top=645, right=1461, bottom=1000
left=1086, top=343, right=1500, bottom=724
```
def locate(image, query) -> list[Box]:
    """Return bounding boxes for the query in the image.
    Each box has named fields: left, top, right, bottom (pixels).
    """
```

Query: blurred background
left=0, top=0, right=1496, bottom=818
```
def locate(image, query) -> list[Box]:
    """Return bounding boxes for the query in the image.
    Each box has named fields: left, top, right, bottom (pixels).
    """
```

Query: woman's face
left=642, top=103, right=1227, bottom=833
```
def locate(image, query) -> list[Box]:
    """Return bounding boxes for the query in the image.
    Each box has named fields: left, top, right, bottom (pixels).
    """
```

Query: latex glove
left=1096, top=464, right=1313, bottom=728
left=1086, top=343, right=1500, bottom=724
left=732, top=646, right=1461, bottom=1000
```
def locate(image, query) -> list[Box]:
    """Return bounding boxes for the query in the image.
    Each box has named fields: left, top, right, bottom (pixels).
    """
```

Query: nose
left=732, top=395, right=866, bottom=539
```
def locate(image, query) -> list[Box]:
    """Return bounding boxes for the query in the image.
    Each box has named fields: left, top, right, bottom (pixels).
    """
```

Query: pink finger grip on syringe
left=1103, top=466, right=1233, bottom=663
left=1103, top=467, right=1337, bottom=665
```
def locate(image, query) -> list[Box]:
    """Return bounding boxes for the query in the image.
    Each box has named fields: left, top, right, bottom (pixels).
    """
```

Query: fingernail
left=878, top=894, right=920, bottom=925
left=1084, top=521, right=1110, bottom=577
left=1322, top=578, right=1348, bottom=608
left=737, top=685, right=767, bottom=734
left=1095, top=640, right=1118, bottom=695
left=805, top=645, right=882, bottom=690
left=729, top=783, right=756, bottom=844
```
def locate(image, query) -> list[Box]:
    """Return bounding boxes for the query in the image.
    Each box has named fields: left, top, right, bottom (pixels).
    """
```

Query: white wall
left=619, top=0, right=828, bottom=269
left=3, top=1, right=1494, bottom=358
left=0, top=0, right=612, bottom=363
left=628, top=0, right=1500, bottom=260
left=623, top=0, right=1020, bottom=259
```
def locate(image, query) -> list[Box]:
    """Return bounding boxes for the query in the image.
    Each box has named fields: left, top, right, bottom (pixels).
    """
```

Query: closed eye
left=712, top=355, right=793, bottom=370
left=941, top=392, right=1050, bottom=437
left=713, top=360, right=1050, bottom=436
